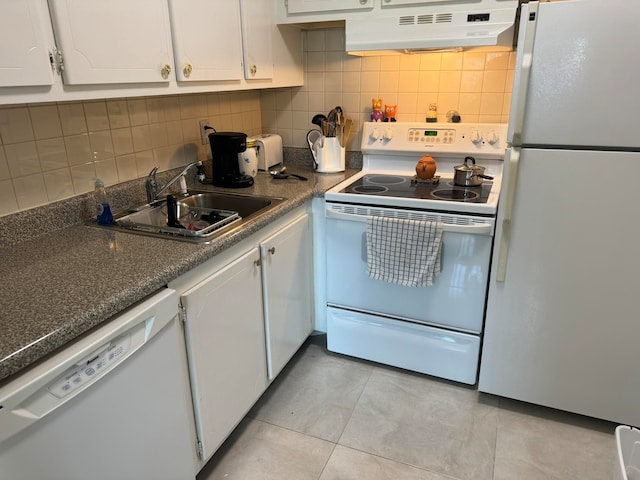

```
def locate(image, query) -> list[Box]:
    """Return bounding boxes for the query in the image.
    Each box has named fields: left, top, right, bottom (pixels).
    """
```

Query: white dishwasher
left=0, top=288, right=198, bottom=480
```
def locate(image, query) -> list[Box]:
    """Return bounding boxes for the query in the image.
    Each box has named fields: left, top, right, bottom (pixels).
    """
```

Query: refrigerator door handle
left=496, top=147, right=520, bottom=282
left=507, top=2, right=539, bottom=146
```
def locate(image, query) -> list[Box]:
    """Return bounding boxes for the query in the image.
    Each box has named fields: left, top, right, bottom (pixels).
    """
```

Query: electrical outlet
left=199, top=119, right=210, bottom=145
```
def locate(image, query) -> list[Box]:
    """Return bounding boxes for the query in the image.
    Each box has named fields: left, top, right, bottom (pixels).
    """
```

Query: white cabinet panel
left=168, top=0, right=243, bottom=82
left=48, top=0, right=173, bottom=85
left=0, top=0, right=54, bottom=87
left=260, top=214, right=313, bottom=380
left=240, top=0, right=273, bottom=80
left=180, top=247, right=268, bottom=463
left=286, top=0, right=373, bottom=14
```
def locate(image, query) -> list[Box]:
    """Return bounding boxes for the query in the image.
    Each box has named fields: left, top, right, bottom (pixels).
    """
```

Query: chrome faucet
left=145, top=161, right=202, bottom=203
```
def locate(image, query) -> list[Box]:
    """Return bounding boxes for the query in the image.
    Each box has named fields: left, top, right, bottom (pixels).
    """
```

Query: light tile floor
left=198, top=335, right=617, bottom=480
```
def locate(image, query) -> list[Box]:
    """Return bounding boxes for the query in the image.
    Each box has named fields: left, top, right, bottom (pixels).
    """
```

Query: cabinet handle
left=268, top=247, right=275, bottom=255
left=250, top=65, right=257, bottom=76
left=183, top=63, right=193, bottom=77
left=360, top=0, right=369, bottom=4
left=160, top=64, right=172, bottom=79
left=254, top=258, right=261, bottom=267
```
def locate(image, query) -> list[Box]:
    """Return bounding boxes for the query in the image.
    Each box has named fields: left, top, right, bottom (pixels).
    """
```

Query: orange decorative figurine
left=371, top=99, right=384, bottom=122
left=384, top=104, right=397, bottom=122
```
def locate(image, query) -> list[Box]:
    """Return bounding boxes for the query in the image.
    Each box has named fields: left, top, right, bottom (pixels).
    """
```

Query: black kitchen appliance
left=209, top=131, right=254, bottom=188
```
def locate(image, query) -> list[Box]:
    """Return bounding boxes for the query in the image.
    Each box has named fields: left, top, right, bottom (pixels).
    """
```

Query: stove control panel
left=408, top=127, right=456, bottom=144
left=362, top=122, right=508, bottom=160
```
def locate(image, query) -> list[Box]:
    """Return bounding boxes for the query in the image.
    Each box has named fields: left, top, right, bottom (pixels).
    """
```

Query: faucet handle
left=145, top=166, right=160, bottom=203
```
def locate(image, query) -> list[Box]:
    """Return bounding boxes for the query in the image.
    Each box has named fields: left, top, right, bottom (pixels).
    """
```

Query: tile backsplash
left=260, top=28, right=515, bottom=151
left=0, top=92, right=262, bottom=216
left=1, top=26, right=515, bottom=217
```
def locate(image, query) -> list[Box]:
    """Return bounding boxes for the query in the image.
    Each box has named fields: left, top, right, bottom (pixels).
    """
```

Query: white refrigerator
left=479, top=0, right=640, bottom=426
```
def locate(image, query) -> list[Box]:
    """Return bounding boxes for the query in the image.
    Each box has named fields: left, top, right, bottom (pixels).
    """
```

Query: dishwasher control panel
left=48, top=335, right=131, bottom=398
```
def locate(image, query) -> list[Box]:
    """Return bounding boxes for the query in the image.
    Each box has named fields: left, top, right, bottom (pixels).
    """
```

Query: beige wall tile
left=165, top=121, right=184, bottom=145
left=84, top=101, right=111, bottom=131
left=439, top=71, right=462, bottom=93
left=58, top=103, right=87, bottom=135
left=307, top=52, right=325, bottom=72
left=0, top=108, right=34, bottom=144
left=463, top=52, right=487, bottom=70
left=325, top=28, right=344, bottom=51
left=115, top=153, right=138, bottom=181
left=483, top=70, right=508, bottom=93
left=70, top=163, right=96, bottom=194
left=107, top=100, right=130, bottom=129
left=4, top=142, right=41, bottom=177
left=486, top=52, right=510, bottom=70
left=305, top=30, right=326, bottom=52
left=135, top=150, right=155, bottom=177
left=461, top=71, right=484, bottom=93
left=37, top=138, right=68, bottom=171
left=0, top=179, right=19, bottom=215
left=131, top=125, right=152, bottom=152
left=111, top=128, right=134, bottom=156
left=43, top=168, right=74, bottom=201
left=29, top=105, right=62, bottom=140
left=94, top=158, right=119, bottom=186
left=149, top=123, right=169, bottom=148
left=65, top=134, right=92, bottom=166
left=146, top=97, right=167, bottom=123
left=88, top=130, right=115, bottom=160
left=127, top=99, right=149, bottom=126
left=13, top=173, right=47, bottom=209
left=0, top=147, right=10, bottom=180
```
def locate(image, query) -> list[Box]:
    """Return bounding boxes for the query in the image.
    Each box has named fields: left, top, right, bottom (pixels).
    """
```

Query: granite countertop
left=0, top=164, right=357, bottom=384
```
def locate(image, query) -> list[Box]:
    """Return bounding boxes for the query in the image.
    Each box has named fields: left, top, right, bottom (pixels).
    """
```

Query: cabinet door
left=47, top=0, right=173, bottom=85
left=260, top=213, right=313, bottom=380
left=0, top=0, right=54, bottom=87
left=181, top=247, right=268, bottom=463
left=286, top=0, right=373, bottom=14
left=239, top=0, right=273, bottom=80
left=168, top=0, right=243, bottom=82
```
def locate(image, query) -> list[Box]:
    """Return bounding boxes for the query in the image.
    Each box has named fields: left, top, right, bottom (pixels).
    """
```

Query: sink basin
left=94, top=191, right=285, bottom=243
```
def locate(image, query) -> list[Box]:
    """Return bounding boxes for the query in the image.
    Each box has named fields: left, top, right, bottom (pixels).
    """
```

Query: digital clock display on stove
left=424, top=131, right=438, bottom=136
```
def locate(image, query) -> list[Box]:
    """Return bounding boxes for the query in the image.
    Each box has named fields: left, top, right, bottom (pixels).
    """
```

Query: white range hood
left=345, top=0, right=519, bottom=55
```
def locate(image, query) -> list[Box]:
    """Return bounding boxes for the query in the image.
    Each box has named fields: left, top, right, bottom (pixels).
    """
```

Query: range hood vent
left=346, top=0, right=518, bottom=55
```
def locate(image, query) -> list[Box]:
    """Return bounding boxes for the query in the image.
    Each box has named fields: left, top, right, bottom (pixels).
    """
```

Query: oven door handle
left=325, top=208, right=493, bottom=235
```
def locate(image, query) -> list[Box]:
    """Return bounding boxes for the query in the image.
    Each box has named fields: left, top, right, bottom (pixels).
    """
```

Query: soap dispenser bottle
left=94, top=178, right=113, bottom=225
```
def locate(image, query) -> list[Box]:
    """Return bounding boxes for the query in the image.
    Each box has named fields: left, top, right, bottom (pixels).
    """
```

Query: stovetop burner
left=339, top=174, right=492, bottom=204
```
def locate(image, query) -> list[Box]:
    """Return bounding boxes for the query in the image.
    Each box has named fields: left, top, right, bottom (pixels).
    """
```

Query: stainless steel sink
left=93, top=191, right=285, bottom=243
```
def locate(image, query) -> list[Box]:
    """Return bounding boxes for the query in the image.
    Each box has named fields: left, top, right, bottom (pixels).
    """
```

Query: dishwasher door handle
left=325, top=207, right=494, bottom=235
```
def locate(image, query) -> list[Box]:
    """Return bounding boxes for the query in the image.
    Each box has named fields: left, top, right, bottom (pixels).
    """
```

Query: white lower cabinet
left=260, top=214, right=313, bottom=380
left=170, top=207, right=313, bottom=466
left=180, top=247, right=267, bottom=462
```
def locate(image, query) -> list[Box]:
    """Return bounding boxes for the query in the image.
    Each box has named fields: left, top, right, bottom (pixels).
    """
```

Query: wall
left=0, top=92, right=262, bottom=216
left=260, top=28, right=515, bottom=151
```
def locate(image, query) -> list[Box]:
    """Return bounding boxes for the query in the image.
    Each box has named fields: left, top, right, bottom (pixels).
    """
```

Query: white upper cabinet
left=47, top=0, right=173, bottom=85
left=168, top=0, right=243, bottom=82
left=239, top=0, right=273, bottom=80
left=0, top=0, right=54, bottom=87
left=286, top=0, right=373, bottom=14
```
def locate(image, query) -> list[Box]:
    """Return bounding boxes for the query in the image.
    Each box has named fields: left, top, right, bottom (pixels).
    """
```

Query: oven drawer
left=326, top=205, right=494, bottom=333
left=327, top=307, right=480, bottom=384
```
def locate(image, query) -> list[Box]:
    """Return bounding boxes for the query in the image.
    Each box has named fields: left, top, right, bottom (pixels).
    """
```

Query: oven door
left=325, top=203, right=495, bottom=333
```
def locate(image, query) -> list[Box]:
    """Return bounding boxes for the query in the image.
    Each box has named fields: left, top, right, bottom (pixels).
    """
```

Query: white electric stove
left=324, top=122, right=507, bottom=384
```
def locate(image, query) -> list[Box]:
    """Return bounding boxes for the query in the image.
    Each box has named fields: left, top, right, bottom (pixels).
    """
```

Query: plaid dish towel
left=366, top=216, right=443, bottom=287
